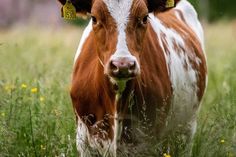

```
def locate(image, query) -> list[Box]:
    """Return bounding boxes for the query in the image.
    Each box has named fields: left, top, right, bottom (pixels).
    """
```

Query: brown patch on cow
left=71, top=30, right=116, bottom=140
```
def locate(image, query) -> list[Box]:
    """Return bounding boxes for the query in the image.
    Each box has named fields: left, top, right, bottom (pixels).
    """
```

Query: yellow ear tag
left=62, top=0, right=77, bottom=20
left=166, top=0, right=175, bottom=8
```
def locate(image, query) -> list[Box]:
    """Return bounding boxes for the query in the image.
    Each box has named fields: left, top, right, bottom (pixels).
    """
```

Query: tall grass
left=0, top=26, right=82, bottom=156
left=0, top=22, right=236, bottom=156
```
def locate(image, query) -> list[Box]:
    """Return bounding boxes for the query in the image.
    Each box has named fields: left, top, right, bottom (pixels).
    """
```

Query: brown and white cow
left=58, top=0, right=207, bottom=156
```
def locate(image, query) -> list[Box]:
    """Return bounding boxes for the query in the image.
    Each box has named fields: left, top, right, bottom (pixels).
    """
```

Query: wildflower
left=53, top=109, right=61, bottom=116
left=163, top=153, right=171, bottom=157
left=21, top=83, right=27, bottom=89
left=31, top=87, right=38, bottom=93
left=4, top=86, right=9, bottom=91
left=40, top=96, right=45, bottom=102
left=4, top=84, right=15, bottom=93
left=40, top=144, right=46, bottom=150
left=1, top=112, right=5, bottom=117
left=220, top=139, right=225, bottom=144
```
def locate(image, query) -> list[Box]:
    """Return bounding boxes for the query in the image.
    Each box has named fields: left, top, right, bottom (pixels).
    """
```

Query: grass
left=0, top=21, right=236, bottom=157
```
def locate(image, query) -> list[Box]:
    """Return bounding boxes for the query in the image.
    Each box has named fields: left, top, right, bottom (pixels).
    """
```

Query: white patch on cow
left=175, top=0, right=208, bottom=98
left=175, top=11, right=182, bottom=21
left=175, top=0, right=204, bottom=51
left=149, top=13, right=185, bottom=76
left=103, top=0, right=139, bottom=69
left=76, top=117, right=113, bottom=156
left=149, top=13, right=200, bottom=137
left=74, top=20, right=92, bottom=64
left=103, top=0, right=132, bottom=54
left=76, top=118, right=91, bottom=157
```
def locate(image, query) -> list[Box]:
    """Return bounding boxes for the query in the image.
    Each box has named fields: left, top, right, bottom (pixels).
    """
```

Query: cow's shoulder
left=174, top=0, right=204, bottom=47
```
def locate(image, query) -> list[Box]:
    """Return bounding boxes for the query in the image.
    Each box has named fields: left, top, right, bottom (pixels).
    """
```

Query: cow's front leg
left=76, top=120, right=92, bottom=157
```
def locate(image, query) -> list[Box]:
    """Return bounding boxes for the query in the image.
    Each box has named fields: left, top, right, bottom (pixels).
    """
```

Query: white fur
left=175, top=0, right=204, bottom=50
left=175, top=0, right=208, bottom=94
left=76, top=118, right=91, bottom=157
left=149, top=8, right=201, bottom=137
left=103, top=0, right=139, bottom=69
left=76, top=118, right=113, bottom=157
left=74, top=20, right=92, bottom=64
left=103, top=0, right=132, bottom=54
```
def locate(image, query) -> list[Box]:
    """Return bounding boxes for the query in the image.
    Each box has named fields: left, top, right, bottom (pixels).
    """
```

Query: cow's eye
left=91, top=16, right=97, bottom=25
left=142, top=15, right=148, bottom=24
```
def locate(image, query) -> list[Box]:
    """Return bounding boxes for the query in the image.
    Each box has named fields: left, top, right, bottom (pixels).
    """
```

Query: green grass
left=0, top=22, right=236, bottom=157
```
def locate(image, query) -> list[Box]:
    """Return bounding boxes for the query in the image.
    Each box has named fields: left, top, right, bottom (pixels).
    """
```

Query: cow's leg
left=161, top=118, right=197, bottom=156
left=170, top=118, right=197, bottom=156
left=76, top=120, right=92, bottom=157
left=183, top=118, right=197, bottom=156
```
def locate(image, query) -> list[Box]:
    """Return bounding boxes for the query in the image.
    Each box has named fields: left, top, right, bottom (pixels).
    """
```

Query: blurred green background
left=0, top=0, right=236, bottom=157
left=189, top=0, right=236, bottom=21
left=1, top=0, right=236, bottom=28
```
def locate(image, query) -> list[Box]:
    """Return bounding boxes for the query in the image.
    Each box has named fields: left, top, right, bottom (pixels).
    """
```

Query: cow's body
left=59, top=0, right=207, bottom=156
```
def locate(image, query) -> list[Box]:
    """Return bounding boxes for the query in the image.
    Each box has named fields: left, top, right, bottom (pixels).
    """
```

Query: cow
left=57, top=0, right=207, bottom=156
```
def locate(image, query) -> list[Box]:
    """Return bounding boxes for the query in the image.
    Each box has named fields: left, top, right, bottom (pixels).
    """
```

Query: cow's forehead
left=103, top=0, right=133, bottom=28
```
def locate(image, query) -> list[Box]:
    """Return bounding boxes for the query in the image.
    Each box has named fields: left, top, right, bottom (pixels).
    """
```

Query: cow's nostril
left=128, top=62, right=136, bottom=71
left=110, top=61, right=119, bottom=73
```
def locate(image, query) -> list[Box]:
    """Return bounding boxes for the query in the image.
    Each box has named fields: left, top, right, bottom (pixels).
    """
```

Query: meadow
left=0, top=21, right=236, bottom=157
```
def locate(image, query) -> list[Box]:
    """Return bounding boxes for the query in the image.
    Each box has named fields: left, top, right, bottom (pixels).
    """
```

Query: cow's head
left=58, top=0, right=177, bottom=91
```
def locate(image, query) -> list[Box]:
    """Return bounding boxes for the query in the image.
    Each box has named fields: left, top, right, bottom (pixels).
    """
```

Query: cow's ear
left=58, top=0, right=92, bottom=15
left=147, top=0, right=180, bottom=12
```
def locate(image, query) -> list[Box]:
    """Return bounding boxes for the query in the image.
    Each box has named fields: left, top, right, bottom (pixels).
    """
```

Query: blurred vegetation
left=1, top=0, right=236, bottom=28
left=0, top=22, right=236, bottom=156
left=189, top=0, right=236, bottom=22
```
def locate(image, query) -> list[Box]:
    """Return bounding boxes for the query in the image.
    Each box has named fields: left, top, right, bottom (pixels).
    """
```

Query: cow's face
left=58, top=0, right=174, bottom=90
left=90, top=0, right=175, bottom=88
left=91, top=0, right=150, bottom=87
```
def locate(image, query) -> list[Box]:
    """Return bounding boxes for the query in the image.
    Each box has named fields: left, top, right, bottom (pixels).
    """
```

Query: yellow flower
left=220, top=139, right=225, bottom=144
left=21, top=83, right=27, bottom=89
left=53, top=109, right=61, bottom=117
left=4, top=86, right=9, bottom=91
left=31, top=87, right=38, bottom=93
left=1, top=112, right=5, bottom=117
left=163, top=153, right=171, bottom=157
left=4, top=84, right=15, bottom=93
left=40, top=144, right=46, bottom=150
left=40, top=96, right=45, bottom=102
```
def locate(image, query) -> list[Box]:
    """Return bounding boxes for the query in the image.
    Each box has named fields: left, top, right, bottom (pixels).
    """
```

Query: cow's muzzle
left=107, top=56, right=140, bottom=79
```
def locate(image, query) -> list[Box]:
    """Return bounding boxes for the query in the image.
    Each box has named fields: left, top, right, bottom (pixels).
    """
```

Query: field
left=0, top=22, right=236, bottom=157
